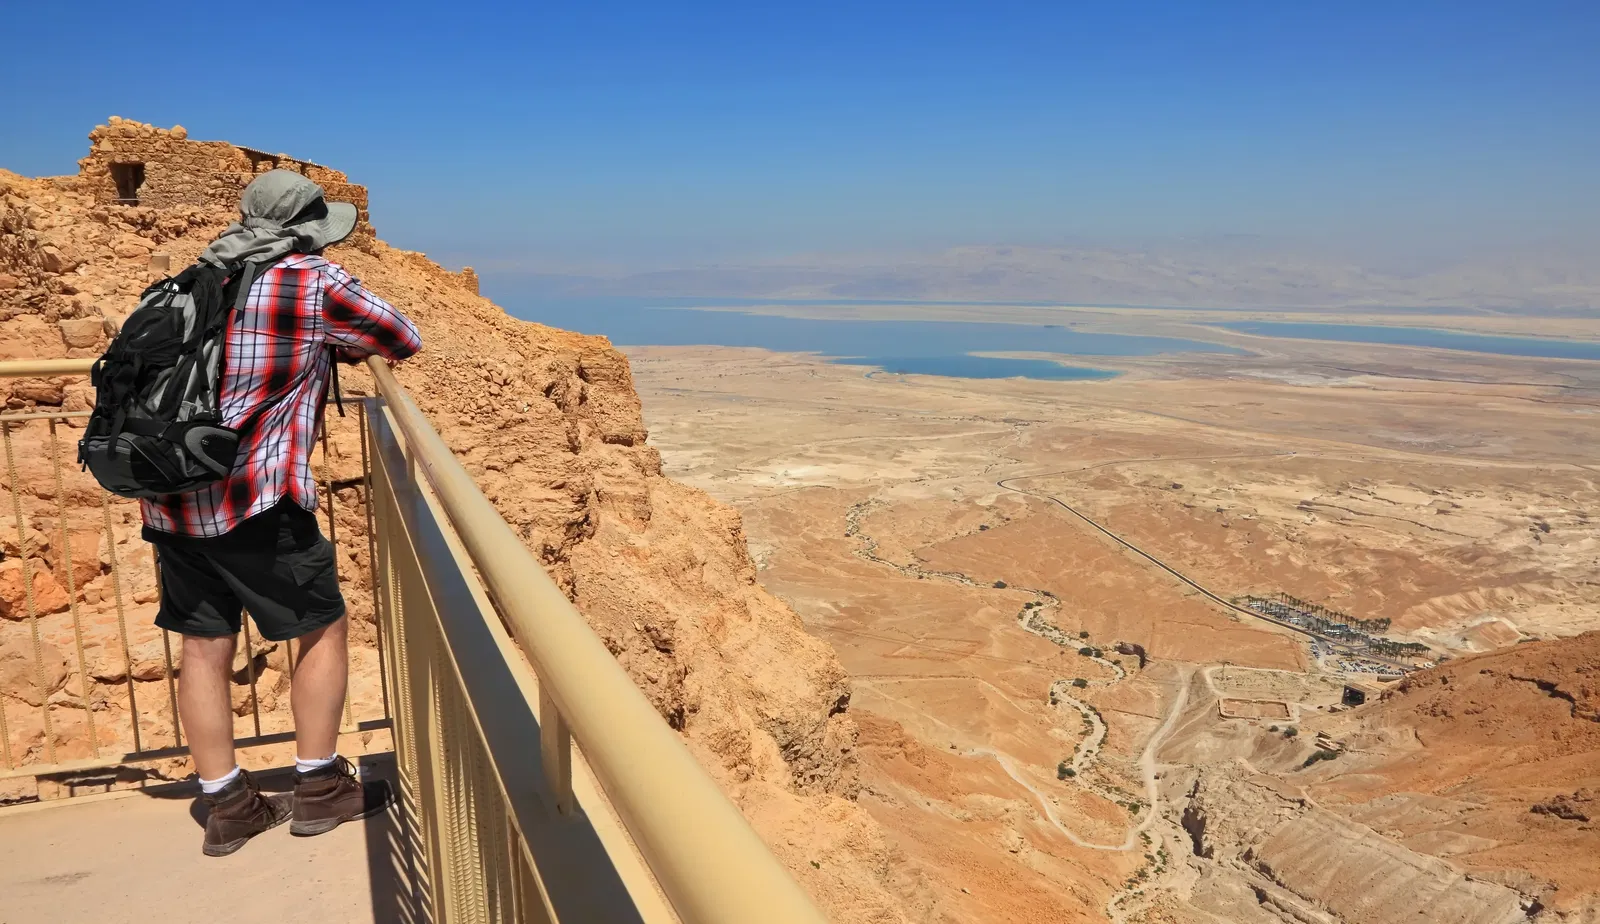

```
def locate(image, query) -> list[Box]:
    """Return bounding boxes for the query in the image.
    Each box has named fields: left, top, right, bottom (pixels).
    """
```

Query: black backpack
left=78, top=260, right=269, bottom=498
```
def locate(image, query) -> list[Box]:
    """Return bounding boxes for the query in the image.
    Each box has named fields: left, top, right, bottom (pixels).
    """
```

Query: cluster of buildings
left=1240, top=595, right=1425, bottom=675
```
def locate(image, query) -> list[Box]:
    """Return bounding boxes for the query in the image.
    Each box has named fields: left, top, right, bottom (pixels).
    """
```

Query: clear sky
left=3, top=0, right=1596, bottom=272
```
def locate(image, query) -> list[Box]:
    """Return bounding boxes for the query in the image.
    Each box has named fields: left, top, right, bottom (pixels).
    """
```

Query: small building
left=1341, top=679, right=1385, bottom=706
left=76, top=117, right=373, bottom=242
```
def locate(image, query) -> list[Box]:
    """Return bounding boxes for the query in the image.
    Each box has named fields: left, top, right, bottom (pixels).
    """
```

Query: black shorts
left=146, top=500, right=346, bottom=642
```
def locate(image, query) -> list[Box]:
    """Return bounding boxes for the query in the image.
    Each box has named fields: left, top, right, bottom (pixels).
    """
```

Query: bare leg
left=291, top=615, right=349, bottom=760
left=178, top=634, right=238, bottom=780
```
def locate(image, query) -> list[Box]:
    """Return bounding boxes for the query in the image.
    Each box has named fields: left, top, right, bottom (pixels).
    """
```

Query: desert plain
left=626, top=306, right=1600, bottom=923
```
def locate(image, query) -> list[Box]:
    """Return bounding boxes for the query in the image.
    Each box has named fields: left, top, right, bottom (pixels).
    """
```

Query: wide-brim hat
left=238, top=168, right=358, bottom=250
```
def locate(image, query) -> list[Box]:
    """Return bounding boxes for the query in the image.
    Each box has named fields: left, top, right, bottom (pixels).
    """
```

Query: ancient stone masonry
left=75, top=117, right=373, bottom=242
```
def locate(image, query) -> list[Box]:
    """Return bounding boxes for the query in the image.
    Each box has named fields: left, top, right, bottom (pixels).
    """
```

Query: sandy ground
left=625, top=328, right=1600, bottom=922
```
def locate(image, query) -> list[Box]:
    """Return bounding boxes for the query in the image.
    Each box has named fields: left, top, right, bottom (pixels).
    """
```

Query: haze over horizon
left=5, top=0, right=1597, bottom=307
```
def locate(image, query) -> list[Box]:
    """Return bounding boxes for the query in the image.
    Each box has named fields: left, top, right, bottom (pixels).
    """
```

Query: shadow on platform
left=0, top=753, right=420, bottom=924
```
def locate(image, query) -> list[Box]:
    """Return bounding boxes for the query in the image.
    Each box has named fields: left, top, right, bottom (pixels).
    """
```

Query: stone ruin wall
left=75, top=116, right=374, bottom=242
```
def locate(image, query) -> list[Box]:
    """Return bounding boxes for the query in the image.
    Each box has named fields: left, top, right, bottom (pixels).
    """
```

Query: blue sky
left=3, top=1, right=1596, bottom=272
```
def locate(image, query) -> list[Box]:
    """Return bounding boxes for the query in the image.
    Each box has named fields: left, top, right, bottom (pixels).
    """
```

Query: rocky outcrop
left=1150, top=631, right=1600, bottom=923
left=1531, top=790, right=1594, bottom=823
left=1183, top=772, right=1534, bottom=924
left=1319, top=632, right=1600, bottom=917
left=1382, top=630, right=1600, bottom=728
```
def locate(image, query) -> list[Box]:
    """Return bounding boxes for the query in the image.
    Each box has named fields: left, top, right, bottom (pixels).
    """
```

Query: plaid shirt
left=141, top=254, right=421, bottom=538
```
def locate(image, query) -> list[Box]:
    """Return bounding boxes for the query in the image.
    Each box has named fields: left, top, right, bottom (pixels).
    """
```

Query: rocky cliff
left=1166, top=632, right=1599, bottom=924
left=1316, top=631, right=1600, bottom=919
left=1182, top=772, right=1535, bottom=924
left=0, top=119, right=921, bottom=922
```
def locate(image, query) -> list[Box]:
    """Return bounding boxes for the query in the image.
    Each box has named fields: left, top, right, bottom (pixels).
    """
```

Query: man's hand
left=336, top=348, right=403, bottom=369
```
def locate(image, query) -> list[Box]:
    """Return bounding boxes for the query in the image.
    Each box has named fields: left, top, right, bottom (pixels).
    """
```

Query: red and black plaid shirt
left=141, top=254, right=421, bottom=538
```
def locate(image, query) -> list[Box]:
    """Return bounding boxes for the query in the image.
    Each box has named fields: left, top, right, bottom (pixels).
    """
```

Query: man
left=140, top=169, right=422, bottom=857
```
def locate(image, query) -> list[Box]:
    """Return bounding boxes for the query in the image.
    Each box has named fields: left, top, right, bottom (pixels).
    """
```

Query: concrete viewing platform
left=0, top=756, right=415, bottom=924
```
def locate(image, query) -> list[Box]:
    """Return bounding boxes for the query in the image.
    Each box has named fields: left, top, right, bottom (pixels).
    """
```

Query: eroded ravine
left=843, top=497, right=1191, bottom=867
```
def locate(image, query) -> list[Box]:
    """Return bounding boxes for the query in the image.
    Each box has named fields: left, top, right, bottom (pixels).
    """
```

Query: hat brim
left=299, top=201, right=359, bottom=250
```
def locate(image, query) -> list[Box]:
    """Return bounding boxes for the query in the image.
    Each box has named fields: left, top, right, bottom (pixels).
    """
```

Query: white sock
left=199, top=765, right=242, bottom=794
left=296, top=753, right=338, bottom=774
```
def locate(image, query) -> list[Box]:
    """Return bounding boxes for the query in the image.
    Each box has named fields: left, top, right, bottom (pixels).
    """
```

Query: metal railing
left=364, top=358, right=826, bottom=923
left=0, top=358, right=388, bottom=799
left=0, top=355, right=828, bottom=923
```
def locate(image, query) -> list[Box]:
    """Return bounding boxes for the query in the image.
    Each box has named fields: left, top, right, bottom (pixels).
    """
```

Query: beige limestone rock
left=110, top=234, right=152, bottom=259
left=57, top=317, right=104, bottom=349
left=46, top=527, right=102, bottom=590
left=8, top=377, right=64, bottom=405
left=0, top=634, right=69, bottom=707
left=0, top=559, right=71, bottom=619
left=0, top=519, right=47, bottom=559
left=38, top=245, right=78, bottom=274
left=130, top=657, right=169, bottom=683
left=61, top=383, right=94, bottom=417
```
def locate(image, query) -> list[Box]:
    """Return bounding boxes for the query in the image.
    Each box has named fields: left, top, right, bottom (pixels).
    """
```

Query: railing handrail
left=368, top=357, right=826, bottom=924
left=0, top=358, right=96, bottom=378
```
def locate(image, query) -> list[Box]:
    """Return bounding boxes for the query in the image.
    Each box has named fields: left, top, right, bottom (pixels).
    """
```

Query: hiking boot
left=202, top=769, right=292, bottom=857
left=291, top=756, right=394, bottom=836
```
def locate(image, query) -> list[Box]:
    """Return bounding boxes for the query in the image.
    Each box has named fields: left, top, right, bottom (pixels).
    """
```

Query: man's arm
left=321, top=262, right=422, bottom=362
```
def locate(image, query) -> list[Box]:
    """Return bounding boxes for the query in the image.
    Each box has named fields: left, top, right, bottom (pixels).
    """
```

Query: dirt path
left=960, top=663, right=1191, bottom=855
left=845, top=499, right=1194, bottom=856
left=843, top=490, right=1233, bottom=917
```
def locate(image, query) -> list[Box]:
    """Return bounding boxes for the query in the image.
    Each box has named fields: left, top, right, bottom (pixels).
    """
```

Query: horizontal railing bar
left=0, top=410, right=93, bottom=422
left=0, top=718, right=393, bottom=782
left=0, top=358, right=95, bottom=378
left=366, top=357, right=826, bottom=924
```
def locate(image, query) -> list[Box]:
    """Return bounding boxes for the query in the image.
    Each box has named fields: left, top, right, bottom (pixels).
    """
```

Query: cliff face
left=1182, top=772, right=1535, bottom=924
left=0, top=120, right=921, bottom=922
left=1146, top=633, right=1598, bottom=924
left=1314, top=631, right=1600, bottom=918
left=1176, top=631, right=1600, bottom=922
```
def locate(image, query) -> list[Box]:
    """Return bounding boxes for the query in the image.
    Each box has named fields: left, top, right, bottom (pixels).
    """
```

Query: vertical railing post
left=240, top=614, right=263, bottom=738
left=154, top=544, right=182, bottom=750
left=47, top=419, right=99, bottom=756
left=359, top=400, right=391, bottom=721
left=100, top=491, right=141, bottom=754
left=539, top=688, right=572, bottom=816
left=321, top=423, right=356, bottom=734
left=4, top=420, right=57, bottom=764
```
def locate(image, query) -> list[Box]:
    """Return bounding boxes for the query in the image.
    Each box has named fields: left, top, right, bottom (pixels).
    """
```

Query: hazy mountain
left=485, top=242, right=1600, bottom=313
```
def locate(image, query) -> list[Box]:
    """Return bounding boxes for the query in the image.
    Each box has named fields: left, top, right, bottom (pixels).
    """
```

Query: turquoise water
left=503, top=298, right=1238, bottom=381
left=1222, top=322, right=1600, bottom=361
left=836, top=355, right=1121, bottom=380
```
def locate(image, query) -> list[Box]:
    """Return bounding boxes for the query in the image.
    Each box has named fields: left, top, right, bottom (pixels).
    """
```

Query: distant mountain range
left=484, top=243, right=1600, bottom=313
